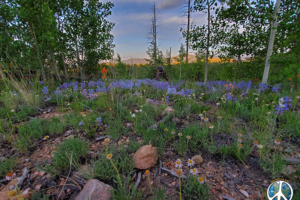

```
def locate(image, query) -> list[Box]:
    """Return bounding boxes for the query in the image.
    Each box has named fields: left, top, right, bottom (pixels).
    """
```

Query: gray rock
left=75, top=179, right=112, bottom=200
left=285, top=157, right=300, bottom=164
left=290, top=182, right=298, bottom=191
left=284, top=147, right=293, bottom=153
left=222, top=196, right=235, bottom=200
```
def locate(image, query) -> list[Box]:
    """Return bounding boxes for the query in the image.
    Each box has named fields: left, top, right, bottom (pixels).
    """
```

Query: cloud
left=157, top=0, right=183, bottom=10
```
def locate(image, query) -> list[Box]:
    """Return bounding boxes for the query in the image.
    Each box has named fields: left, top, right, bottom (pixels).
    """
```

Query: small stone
left=8, top=185, right=16, bottom=191
left=290, top=182, right=298, bottom=191
left=281, top=165, right=294, bottom=175
left=263, top=180, right=268, bottom=185
left=75, top=179, right=113, bottom=200
left=133, top=145, right=158, bottom=169
left=210, top=188, right=216, bottom=195
left=47, top=188, right=55, bottom=194
left=285, top=157, right=300, bottom=164
left=39, top=171, right=46, bottom=176
left=21, top=188, right=33, bottom=200
left=172, top=182, right=176, bottom=186
left=35, top=184, right=42, bottom=191
left=192, top=155, right=203, bottom=165
left=65, top=135, right=74, bottom=140
left=284, top=147, right=293, bottom=153
left=223, top=183, right=229, bottom=188
left=240, top=190, right=249, bottom=198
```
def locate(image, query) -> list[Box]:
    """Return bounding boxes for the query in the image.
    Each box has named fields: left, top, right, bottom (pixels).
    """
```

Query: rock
left=285, top=157, right=300, bottom=164
left=75, top=179, right=113, bottom=200
left=161, top=107, right=174, bottom=116
left=222, top=196, right=235, bottom=200
left=30, top=172, right=39, bottom=181
left=290, top=182, right=298, bottom=191
left=39, top=171, right=46, bottom=176
left=7, top=185, right=15, bottom=191
left=192, top=155, right=203, bottom=165
left=133, top=145, right=158, bottom=169
left=65, top=135, right=74, bottom=140
left=21, top=188, right=33, bottom=199
left=35, top=184, right=42, bottom=191
left=284, top=147, right=293, bottom=153
left=172, top=117, right=181, bottom=124
left=281, top=166, right=294, bottom=176
left=240, top=190, right=249, bottom=198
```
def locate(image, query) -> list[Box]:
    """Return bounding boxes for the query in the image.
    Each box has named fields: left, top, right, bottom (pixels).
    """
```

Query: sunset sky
left=103, top=0, right=208, bottom=60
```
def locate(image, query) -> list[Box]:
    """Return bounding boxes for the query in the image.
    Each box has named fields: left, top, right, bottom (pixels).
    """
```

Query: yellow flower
left=164, top=128, right=168, bottom=132
left=44, top=136, right=49, bottom=140
left=171, top=130, right=175, bottom=134
left=198, top=177, right=204, bottom=184
left=178, top=132, right=182, bottom=136
left=218, top=116, right=222, bottom=119
left=209, top=125, right=214, bottom=129
left=104, top=138, right=110, bottom=144
left=145, top=170, right=150, bottom=176
left=186, top=135, right=191, bottom=140
left=238, top=143, right=242, bottom=148
left=176, top=169, right=183, bottom=177
left=107, top=154, right=112, bottom=160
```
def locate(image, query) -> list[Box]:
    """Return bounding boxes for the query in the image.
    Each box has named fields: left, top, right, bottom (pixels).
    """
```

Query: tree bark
left=29, top=23, right=46, bottom=81
left=205, top=0, right=210, bottom=83
left=75, top=36, right=83, bottom=81
left=261, top=0, right=281, bottom=85
left=50, top=51, right=62, bottom=82
left=186, top=0, right=191, bottom=64
left=61, top=53, right=69, bottom=81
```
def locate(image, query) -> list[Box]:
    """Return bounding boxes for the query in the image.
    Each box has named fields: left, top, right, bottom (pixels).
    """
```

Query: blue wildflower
left=42, top=86, right=48, bottom=95
left=95, top=117, right=102, bottom=126
left=79, top=120, right=83, bottom=126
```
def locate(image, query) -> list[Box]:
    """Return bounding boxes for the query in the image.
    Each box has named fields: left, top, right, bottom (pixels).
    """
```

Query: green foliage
left=260, top=152, right=287, bottom=179
left=183, top=175, right=210, bottom=200
left=46, top=138, right=89, bottom=174
left=0, top=157, right=16, bottom=177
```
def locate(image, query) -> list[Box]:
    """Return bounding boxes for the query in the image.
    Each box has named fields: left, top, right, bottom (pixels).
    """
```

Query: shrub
left=46, top=138, right=89, bottom=174
left=0, top=157, right=16, bottom=178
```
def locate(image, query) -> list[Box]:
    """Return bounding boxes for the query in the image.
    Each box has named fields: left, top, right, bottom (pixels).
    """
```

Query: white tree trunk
left=261, top=0, right=281, bottom=84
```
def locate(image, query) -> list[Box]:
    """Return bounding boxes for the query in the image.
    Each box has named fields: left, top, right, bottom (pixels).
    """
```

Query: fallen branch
left=17, top=167, right=29, bottom=189
left=161, top=167, right=187, bottom=179
left=148, top=113, right=171, bottom=130
left=134, top=172, right=141, bottom=191
left=95, top=135, right=109, bottom=142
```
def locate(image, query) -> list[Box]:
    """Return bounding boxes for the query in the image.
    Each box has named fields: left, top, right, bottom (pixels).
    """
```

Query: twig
left=154, top=166, right=158, bottom=179
left=134, top=172, right=141, bottom=191
left=40, top=184, right=80, bottom=192
left=161, top=167, right=187, bottom=179
left=95, top=135, right=109, bottom=141
left=17, top=167, right=29, bottom=189
left=159, top=160, right=162, bottom=175
left=59, top=175, right=82, bottom=190
left=58, top=152, right=73, bottom=199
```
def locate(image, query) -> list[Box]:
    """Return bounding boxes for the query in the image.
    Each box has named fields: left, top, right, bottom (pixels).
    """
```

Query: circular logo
left=267, top=180, right=293, bottom=200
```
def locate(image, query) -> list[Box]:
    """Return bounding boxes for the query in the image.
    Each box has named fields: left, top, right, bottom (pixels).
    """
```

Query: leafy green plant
left=182, top=175, right=210, bottom=200
left=45, top=138, right=89, bottom=174
left=219, top=145, right=232, bottom=163
left=260, top=152, right=286, bottom=179
left=0, top=157, right=16, bottom=177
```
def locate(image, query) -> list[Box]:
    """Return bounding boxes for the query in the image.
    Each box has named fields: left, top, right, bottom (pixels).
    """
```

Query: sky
left=103, top=0, right=208, bottom=60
